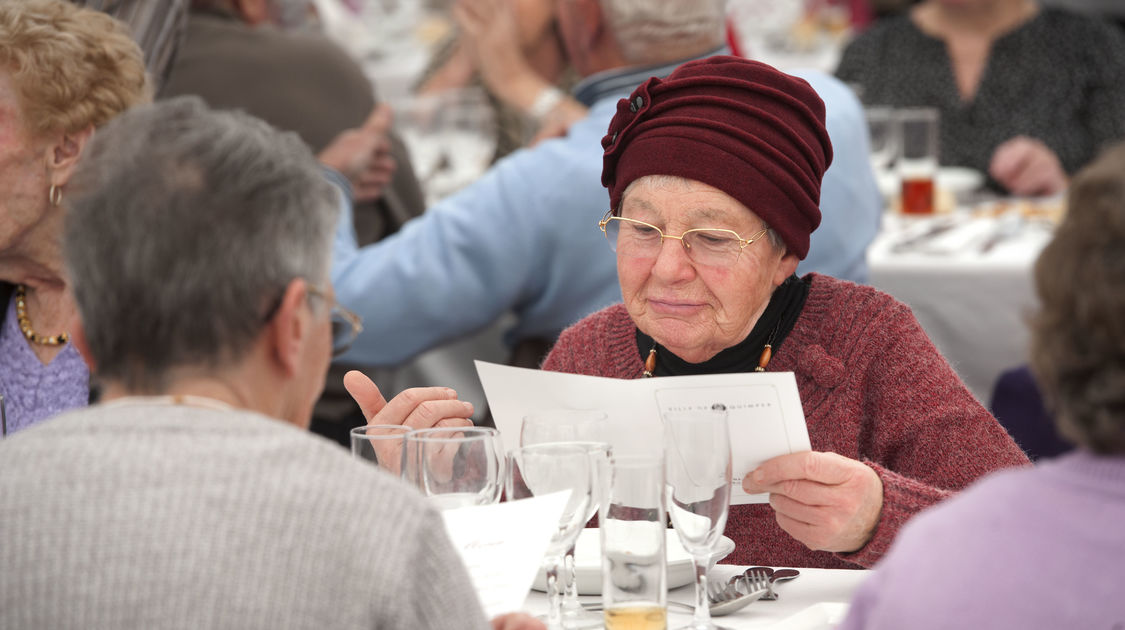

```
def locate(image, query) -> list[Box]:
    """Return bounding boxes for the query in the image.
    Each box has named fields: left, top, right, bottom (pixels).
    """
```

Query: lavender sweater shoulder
left=840, top=451, right=1125, bottom=629
left=543, top=273, right=1030, bottom=568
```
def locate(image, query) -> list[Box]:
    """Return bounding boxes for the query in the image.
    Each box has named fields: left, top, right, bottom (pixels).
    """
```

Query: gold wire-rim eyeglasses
left=598, top=209, right=770, bottom=265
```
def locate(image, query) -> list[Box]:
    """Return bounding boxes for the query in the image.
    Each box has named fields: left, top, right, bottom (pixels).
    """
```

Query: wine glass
left=349, top=424, right=413, bottom=475
left=521, top=410, right=611, bottom=630
left=663, top=408, right=732, bottom=630
left=403, top=426, right=504, bottom=509
left=508, top=443, right=594, bottom=630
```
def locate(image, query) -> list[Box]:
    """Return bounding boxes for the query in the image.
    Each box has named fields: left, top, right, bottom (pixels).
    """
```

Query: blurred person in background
left=0, top=95, right=537, bottom=630
left=836, top=0, right=1125, bottom=196
left=839, top=140, right=1125, bottom=629
left=418, top=0, right=587, bottom=158
left=71, top=0, right=191, bottom=91
left=0, top=0, right=148, bottom=436
left=333, top=0, right=881, bottom=409
left=161, top=0, right=430, bottom=445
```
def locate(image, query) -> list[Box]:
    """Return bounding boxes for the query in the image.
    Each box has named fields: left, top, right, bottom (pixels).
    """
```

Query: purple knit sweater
left=542, top=274, right=1030, bottom=568
left=840, top=451, right=1125, bottom=628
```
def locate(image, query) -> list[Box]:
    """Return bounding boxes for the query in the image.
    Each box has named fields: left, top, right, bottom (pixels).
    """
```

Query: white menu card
left=475, top=361, right=811, bottom=505
left=440, top=490, right=570, bottom=618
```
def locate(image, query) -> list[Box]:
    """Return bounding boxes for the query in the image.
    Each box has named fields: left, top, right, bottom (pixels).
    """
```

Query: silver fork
left=735, top=567, right=800, bottom=601
left=706, top=569, right=770, bottom=616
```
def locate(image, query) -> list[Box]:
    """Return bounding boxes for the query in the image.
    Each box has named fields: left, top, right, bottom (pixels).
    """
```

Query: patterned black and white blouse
left=836, top=8, right=1125, bottom=187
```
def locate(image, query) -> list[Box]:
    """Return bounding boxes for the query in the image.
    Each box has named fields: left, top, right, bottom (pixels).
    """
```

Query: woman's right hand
left=342, top=370, right=474, bottom=430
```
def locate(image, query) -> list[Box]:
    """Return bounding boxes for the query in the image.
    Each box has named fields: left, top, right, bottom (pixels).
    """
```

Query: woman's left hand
left=742, top=451, right=883, bottom=553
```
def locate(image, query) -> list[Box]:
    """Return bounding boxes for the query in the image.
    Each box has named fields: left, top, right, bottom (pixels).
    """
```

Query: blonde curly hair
left=0, top=0, right=150, bottom=138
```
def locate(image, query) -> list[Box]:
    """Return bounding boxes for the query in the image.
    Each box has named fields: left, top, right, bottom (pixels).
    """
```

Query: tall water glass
left=349, top=424, right=413, bottom=475
left=404, top=426, right=504, bottom=509
left=508, top=444, right=594, bottom=630
left=663, top=409, right=731, bottom=630
left=865, top=106, right=899, bottom=173
left=521, top=410, right=611, bottom=629
left=601, top=455, right=667, bottom=630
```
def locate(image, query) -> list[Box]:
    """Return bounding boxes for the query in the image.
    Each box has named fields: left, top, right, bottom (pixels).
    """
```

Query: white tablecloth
left=522, top=566, right=869, bottom=629
left=867, top=212, right=1053, bottom=403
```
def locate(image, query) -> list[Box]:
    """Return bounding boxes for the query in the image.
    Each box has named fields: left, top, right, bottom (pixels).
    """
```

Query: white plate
left=532, top=528, right=736, bottom=595
left=768, top=602, right=850, bottom=630
left=937, top=167, right=984, bottom=194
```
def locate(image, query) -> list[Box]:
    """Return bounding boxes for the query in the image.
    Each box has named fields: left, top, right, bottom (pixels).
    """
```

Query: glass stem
left=545, top=554, right=565, bottom=630
left=691, top=553, right=713, bottom=628
left=561, top=544, right=581, bottom=615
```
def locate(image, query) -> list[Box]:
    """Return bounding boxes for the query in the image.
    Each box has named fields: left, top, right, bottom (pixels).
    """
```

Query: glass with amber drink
left=898, top=107, right=940, bottom=215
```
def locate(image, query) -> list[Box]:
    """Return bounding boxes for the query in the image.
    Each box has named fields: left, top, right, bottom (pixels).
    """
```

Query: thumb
left=362, top=104, right=393, bottom=135
left=343, top=370, right=388, bottom=422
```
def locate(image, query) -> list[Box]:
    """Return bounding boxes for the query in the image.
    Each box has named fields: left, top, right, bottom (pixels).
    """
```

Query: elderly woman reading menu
left=0, top=0, right=149, bottom=435
left=541, top=56, right=1029, bottom=568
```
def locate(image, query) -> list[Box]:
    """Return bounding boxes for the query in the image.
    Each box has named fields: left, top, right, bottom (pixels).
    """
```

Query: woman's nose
left=649, top=236, right=697, bottom=282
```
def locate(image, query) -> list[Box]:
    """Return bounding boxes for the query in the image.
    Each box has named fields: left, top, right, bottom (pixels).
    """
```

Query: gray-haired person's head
left=600, top=0, right=727, bottom=64
left=64, top=96, right=340, bottom=393
left=1030, top=141, right=1125, bottom=455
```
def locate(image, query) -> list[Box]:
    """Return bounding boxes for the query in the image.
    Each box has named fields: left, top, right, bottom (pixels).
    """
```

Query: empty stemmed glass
left=349, top=424, right=412, bottom=475
left=404, top=426, right=504, bottom=509
left=508, top=443, right=595, bottom=630
left=521, top=410, right=611, bottom=629
left=663, top=408, right=732, bottom=630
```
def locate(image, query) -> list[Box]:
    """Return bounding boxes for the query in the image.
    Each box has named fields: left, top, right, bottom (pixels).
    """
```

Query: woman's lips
left=648, top=298, right=705, bottom=315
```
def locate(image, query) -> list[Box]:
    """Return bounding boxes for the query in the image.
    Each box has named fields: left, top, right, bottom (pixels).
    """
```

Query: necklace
left=14, top=285, right=69, bottom=346
left=642, top=321, right=780, bottom=378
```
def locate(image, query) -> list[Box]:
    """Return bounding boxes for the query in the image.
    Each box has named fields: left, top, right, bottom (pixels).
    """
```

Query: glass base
left=561, top=603, right=604, bottom=630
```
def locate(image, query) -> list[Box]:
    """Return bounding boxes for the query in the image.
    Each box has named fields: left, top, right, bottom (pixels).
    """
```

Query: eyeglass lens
left=603, top=218, right=746, bottom=266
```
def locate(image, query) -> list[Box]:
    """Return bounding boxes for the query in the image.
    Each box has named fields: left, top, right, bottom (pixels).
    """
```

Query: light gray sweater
left=0, top=400, right=491, bottom=630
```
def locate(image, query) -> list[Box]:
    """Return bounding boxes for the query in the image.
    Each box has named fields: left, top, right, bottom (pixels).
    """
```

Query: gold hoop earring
left=49, top=185, right=63, bottom=206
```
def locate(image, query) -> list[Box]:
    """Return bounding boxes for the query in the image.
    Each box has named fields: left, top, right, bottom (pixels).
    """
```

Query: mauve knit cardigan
left=542, top=274, right=1030, bottom=569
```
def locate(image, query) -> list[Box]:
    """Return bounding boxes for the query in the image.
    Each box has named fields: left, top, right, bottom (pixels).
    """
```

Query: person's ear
left=45, top=125, right=94, bottom=188
left=68, top=317, right=97, bottom=374
left=772, top=250, right=800, bottom=287
left=265, top=278, right=311, bottom=378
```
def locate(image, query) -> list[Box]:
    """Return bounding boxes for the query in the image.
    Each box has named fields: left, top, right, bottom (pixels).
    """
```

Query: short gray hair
left=600, top=0, right=727, bottom=64
left=64, top=96, right=340, bottom=392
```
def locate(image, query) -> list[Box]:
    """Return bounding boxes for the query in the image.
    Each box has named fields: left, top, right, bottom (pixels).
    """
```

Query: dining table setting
left=865, top=165, right=1064, bottom=403
left=349, top=362, right=875, bottom=630
left=523, top=565, right=868, bottom=630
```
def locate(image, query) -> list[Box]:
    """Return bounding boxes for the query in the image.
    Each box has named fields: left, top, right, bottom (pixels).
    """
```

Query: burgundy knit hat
left=601, top=55, right=833, bottom=259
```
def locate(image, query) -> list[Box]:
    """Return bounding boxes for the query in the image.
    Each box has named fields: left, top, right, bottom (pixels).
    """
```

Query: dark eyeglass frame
left=261, top=282, right=364, bottom=358
left=306, top=284, right=364, bottom=358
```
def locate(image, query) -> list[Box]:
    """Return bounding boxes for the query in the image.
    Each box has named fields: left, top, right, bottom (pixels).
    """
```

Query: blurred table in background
left=867, top=197, right=1062, bottom=403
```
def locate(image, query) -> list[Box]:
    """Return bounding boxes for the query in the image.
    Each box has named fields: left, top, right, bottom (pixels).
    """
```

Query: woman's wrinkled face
left=0, top=70, right=51, bottom=251
left=617, top=177, right=799, bottom=364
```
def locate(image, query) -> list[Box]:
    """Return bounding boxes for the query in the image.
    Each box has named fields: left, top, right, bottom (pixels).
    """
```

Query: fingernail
left=752, top=469, right=765, bottom=483
left=463, top=402, right=474, bottom=413
left=445, top=388, right=457, bottom=398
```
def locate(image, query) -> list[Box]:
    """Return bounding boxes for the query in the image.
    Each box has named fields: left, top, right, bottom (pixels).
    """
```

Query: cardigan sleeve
left=833, top=300, right=1030, bottom=567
